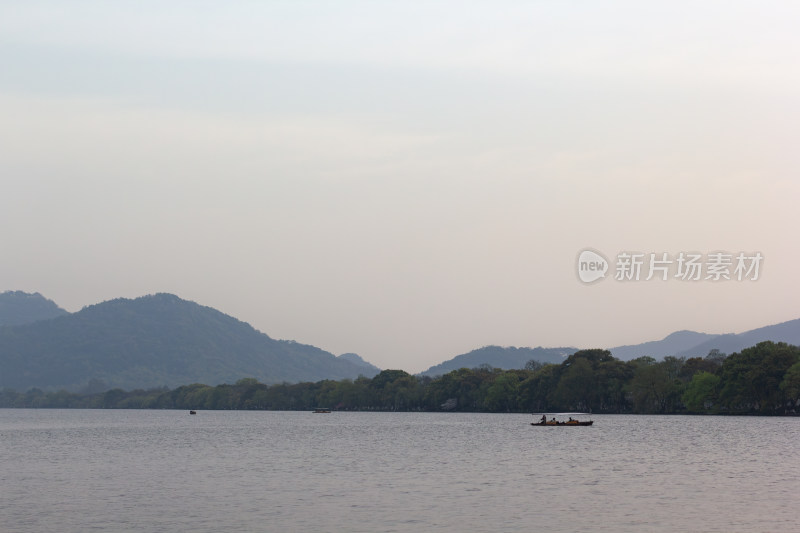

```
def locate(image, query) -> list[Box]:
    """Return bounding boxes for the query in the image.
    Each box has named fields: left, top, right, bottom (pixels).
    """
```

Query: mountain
left=420, top=318, right=800, bottom=376
left=419, top=345, right=576, bottom=377
left=608, top=319, right=800, bottom=360
left=337, top=352, right=381, bottom=374
left=608, top=330, right=718, bottom=360
left=675, top=318, right=800, bottom=358
left=0, top=291, right=69, bottom=326
left=0, top=293, right=379, bottom=392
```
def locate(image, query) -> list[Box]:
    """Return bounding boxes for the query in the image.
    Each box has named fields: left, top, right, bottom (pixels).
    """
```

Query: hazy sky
left=2, top=1, right=798, bottom=373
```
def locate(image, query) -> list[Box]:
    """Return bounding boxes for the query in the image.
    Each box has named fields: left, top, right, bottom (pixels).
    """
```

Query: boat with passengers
left=531, top=414, right=593, bottom=426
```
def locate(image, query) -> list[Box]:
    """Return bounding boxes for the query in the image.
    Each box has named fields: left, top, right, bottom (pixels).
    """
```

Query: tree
left=181, top=383, right=215, bottom=409
left=679, top=357, right=720, bottom=381
left=383, top=374, right=421, bottom=411
left=550, top=349, right=619, bottom=412
left=719, top=341, right=800, bottom=413
left=424, top=368, right=487, bottom=411
left=682, top=371, right=722, bottom=413
left=524, top=359, right=545, bottom=372
left=779, top=361, right=800, bottom=412
left=519, top=364, right=559, bottom=413
left=628, top=360, right=681, bottom=413
left=102, top=388, right=127, bottom=408
left=705, top=349, right=727, bottom=366
left=595, top=359, right=634, bottom=412
left=370, top=369, right=411, bottom=390
left=552, top=357, right=595, bottom=411
left=563, top=349, right=614, bottom=366
left=484, top=372, right=522, bottom=412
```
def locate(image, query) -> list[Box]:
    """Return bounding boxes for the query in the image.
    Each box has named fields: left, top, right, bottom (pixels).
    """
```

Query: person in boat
left=540, top=415, right=547, bottom=424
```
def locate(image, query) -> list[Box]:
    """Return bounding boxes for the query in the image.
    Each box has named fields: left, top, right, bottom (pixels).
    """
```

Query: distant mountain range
left=0, top=290, right=797, bottom=392
left=412, top=319, right=800, bottom=375
left=0, top=292, right=379, bottom=392
left=0, top=291, right=68, bottom=326
left=419, top=346, right=577, bottom=377
left=607, top=330, right=718, bottom=361
left=608, top=319, right=800, bottom=360
left=337, top=352, right=382, bottom=374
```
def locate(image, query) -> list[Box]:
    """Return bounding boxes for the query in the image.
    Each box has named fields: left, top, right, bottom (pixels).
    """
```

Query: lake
left=1, top=410, right=797, bottom=532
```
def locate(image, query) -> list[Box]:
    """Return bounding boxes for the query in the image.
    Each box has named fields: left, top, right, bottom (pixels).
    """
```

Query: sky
left=1, top=1, right=798, bottom=373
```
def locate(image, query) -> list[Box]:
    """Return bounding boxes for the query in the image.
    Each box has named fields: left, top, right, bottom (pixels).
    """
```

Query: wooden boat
left=531, top=420, right=592, bottom=426
left=189, top=410, right=197, bottom=415
left=312, top=408, right=331, bottom=413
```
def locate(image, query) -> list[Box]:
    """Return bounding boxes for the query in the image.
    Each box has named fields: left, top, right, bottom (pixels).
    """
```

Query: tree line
left=2, top=341, right=799, bottom=415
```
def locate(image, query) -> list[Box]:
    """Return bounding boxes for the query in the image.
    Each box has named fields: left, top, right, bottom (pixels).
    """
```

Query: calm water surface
left=1, top=410, right=797, bottom=532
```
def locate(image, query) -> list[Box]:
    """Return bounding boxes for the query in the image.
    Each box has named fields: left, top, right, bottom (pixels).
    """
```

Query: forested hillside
left=5, top=341, right=798, bottom=416
left=420, top=345, right=575, bottom=376
left=0, top=293, right=378, bottom=390
left=0, top=291, right=68, bottom=326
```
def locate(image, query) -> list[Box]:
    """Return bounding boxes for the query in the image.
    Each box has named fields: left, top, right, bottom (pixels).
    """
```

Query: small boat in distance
left=531, top=420, right=593, bottom=426
left=189, top=410, right=197, bottom=415
left=312, top=408, right=332, bottom=413
left=531, top=414, right=592, bottom=426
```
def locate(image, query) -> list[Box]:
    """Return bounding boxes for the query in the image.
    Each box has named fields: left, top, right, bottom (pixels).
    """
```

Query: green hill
left=0, top=293, right=379, bottom=391
left=0, top=291, right=69, bottom=326
left=337, top=352, right=381, bottom=374
left=419, top=345, right=576, bottom=376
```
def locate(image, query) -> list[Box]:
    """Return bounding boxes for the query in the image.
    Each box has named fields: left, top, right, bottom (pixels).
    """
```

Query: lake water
left=1, top=410, right=797, bottom=532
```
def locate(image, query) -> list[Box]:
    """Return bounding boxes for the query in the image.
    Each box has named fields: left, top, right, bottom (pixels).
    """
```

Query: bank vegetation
left=2, top=341, right=799, bottom=415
